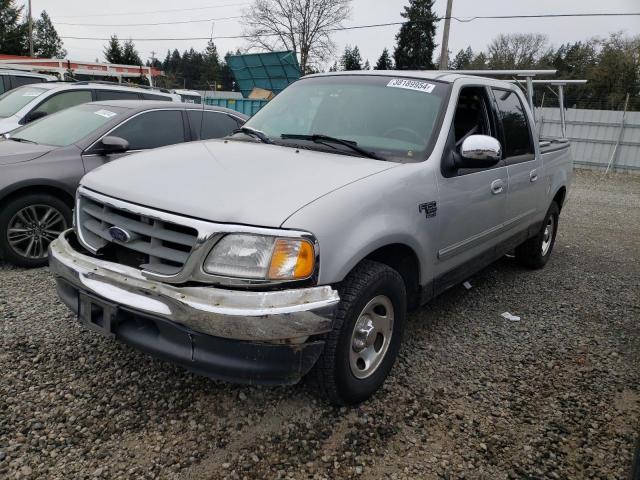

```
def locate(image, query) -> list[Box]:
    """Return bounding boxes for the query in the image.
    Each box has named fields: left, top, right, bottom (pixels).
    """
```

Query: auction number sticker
left=387, top=78, right=435, bottom=93
left=94, top=109, right=117, bottom=118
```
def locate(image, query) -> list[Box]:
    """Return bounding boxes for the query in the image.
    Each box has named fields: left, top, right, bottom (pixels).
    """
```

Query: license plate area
left=77, top=292, right=117, bottom=337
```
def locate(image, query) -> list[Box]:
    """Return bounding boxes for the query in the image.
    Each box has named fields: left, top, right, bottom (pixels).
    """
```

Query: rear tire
left=310, top=260, right=406, bottom=405
left=0, top=193, right=71, bottom=268
left=515, top=202, right=559, bottom=269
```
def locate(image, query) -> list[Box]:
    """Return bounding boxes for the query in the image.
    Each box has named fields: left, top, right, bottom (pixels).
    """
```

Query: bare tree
left=243, top=0, right=351, bottom=74
left=487, top=33, right=552, bottom=69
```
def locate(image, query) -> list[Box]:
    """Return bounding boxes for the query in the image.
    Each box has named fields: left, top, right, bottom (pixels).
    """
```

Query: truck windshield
left=10, top=104, right=125, bottom=147
left=0, top=86, right=48, bottom=118
left=243, top=75, right=449, bottom=162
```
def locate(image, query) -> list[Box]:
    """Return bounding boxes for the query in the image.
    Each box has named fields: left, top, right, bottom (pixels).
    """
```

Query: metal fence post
left=605, top=93, right=630, bottom=174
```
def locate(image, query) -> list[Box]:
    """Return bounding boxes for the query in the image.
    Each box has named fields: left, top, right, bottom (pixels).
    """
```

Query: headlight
left=203, top=234, right=315, bottom=281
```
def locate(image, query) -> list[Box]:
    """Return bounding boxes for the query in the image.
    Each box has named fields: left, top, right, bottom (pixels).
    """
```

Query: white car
left=0, top=81, right=179, bottom=134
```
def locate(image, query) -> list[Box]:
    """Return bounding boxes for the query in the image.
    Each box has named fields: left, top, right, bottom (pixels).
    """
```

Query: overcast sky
left=27, top=0, right=640, bottom=66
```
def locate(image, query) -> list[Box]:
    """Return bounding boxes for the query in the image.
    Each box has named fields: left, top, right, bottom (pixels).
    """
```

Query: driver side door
left=82, top=109, right=187, bottom=172
left=434, top=85, right=508, bottom=292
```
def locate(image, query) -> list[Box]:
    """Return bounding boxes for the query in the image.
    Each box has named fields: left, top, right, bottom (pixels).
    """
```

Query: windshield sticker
left=387, top=79, right=435, bottom=94
left=22, top=92, right=41, bottom=97
left=94, top=109, right=117, bottom=118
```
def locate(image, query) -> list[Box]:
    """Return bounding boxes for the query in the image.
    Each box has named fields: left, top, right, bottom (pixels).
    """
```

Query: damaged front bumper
left=48, top=229, right=340, bottom=385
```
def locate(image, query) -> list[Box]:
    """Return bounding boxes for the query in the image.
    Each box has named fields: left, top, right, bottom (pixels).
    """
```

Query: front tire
left=0, top=194, right=71, bottom=268
left=515, top=202, right=560, bottom=269
left=310, top=260, right=407, bottom=405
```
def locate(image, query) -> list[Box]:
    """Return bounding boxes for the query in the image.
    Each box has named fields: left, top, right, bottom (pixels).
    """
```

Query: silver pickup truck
left=49, top=71, right=572, bottom=405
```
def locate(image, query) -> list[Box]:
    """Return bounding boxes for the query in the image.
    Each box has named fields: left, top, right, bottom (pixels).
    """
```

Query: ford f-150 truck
left=49, top=71, right=572, bottom=405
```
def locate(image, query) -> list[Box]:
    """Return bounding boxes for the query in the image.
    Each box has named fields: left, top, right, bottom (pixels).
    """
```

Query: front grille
left=77, top=193, right=198, bottom=275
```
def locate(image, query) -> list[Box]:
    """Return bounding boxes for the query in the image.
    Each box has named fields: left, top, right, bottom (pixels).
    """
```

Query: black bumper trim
left=56, top=278, right=324, bottom=386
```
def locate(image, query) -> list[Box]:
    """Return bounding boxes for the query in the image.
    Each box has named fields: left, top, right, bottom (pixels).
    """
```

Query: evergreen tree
left=393, top=0, right=437, bottom=69
left=162, top=50, right=171, bottom=71
left=33, top=11, right=66, bottom=58
left=121, top=39, right=142, bottom=65
left=201, top=40, right=221, bottom=86
left=103, top=35, right=123, bottom=64
left=341, top=45, right=363, bottom=71
left=363, top=60, right=371, bottom=70
left=328, top=61, right=339, bottom=72
left=450, top=47, right=473, bottom=70
left=0, top=0, right=28, bottom=55
left=220, top=53, right=236, bottom=91
left=375, top=48, right=394, bottom=70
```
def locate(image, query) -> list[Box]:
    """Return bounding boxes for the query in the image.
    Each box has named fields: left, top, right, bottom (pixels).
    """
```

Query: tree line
left=0, top=0, right=66, bottom=58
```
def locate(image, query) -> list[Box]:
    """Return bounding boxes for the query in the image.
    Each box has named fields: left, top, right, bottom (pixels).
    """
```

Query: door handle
left=491, top=179, right=504, bottom=195
left=530, top=169, right=539, bottom=182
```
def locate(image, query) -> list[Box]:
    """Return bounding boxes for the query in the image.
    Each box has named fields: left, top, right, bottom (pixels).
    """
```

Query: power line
left=53, top=2, right=249, bottom=18
left=56, top=15, right=243, bottom=27
left=57, top=12, right=640, bottom=42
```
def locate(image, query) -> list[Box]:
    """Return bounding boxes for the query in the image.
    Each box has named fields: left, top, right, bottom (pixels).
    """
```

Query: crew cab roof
left=304, top=70, right=508, bottom=84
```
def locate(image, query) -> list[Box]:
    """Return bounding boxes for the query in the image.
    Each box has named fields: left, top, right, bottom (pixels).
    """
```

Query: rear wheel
left=310, top=260, right=406, bottom=405
left=515, top=202, right=559, bottom=269
left=0, top=194, right=71, bottom=268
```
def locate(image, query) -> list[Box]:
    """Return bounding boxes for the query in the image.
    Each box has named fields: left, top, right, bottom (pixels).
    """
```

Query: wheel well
left=553, top=187, right=567, bottom=210
left=0, top=185, right=74, bottom=210
left=363, top=244, right=421, bottom=310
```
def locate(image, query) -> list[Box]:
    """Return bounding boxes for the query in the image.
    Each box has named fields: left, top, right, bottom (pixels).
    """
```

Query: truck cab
left=49, top=71, right=572, bottom=404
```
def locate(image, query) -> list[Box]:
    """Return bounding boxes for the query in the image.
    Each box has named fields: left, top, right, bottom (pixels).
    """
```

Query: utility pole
left=439, top=0, right=453, bottom=70
left=28, top=0, right=34, bottom=57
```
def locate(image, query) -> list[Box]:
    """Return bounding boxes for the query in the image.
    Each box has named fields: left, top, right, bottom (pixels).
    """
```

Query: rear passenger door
left=95, top=90, right=141, bottom=101
left=491, top=88, right=543, bottom=231
left=186, top=110, right=243, bottom=140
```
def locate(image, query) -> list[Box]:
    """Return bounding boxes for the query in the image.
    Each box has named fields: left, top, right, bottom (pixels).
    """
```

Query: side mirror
left=25, top=111, right=48, bottom=123
left=456, top=135, right=502, bottom=168
left=97, top=136, right=129, bottom=155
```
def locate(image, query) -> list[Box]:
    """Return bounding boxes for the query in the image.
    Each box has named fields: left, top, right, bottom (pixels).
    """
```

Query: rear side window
left=110, top=110, right=185, bottom=150
left=12, top=75, right=44, bottom=88
left=0, top=77, right=6, bottom=95
left=187, top=110, right=241, bottom=140
left=142, top=93, right=172, bottom=101
left=491, top=89, right=533, bottom=158
left=36, top=90, right=93, bottom=115
left=96, top=90, right=140, bottom=101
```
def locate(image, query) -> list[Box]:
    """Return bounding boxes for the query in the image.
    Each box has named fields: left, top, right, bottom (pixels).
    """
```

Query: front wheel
left=310, top=260, right=407, bottom=405
left=0, top=194, right=71, bottom=268
left=515, top=202, right=560, bottom=269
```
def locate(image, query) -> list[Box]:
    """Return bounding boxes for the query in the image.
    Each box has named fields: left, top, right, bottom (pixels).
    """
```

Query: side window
left=109, top=110, right=185, bottom=150
left=491, top=89, right=534, bottom=159
left=187, top=111, right=240, bottom=140
left=453, top=87, right=494, bottom=148
left=11, top=75, right=44, bottom=88
left=142, top=93, right=172, bottom=101
left=95, top=90, right=140, bottom=101
left=36, top=90, right=92, bottom=115
left=0, top=77, right=6, bottom=95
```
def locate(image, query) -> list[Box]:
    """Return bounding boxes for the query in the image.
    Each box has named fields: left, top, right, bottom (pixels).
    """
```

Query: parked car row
left=38, top=71, right=571, bottom=404
left=0, top=99, right=247, bottom=266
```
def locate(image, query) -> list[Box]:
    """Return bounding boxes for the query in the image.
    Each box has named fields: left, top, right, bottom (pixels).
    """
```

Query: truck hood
left=0, top=139, right=54, bottom=165
left=80, top=140, right=396, bottom=227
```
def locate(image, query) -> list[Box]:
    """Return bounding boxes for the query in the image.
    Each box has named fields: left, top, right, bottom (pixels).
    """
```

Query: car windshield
left=0, top=86, right=48, bottom=118
left=10, top=104, right=125, bottom=147
left=243, top=75, right=449, bottom=162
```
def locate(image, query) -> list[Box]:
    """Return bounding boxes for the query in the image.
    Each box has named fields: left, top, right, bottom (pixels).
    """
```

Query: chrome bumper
left=49, top=230, right=340, bottom=341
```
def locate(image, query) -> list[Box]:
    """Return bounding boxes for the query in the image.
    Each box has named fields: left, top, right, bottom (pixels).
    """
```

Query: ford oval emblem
left=108, top=226, right=131, bottom=243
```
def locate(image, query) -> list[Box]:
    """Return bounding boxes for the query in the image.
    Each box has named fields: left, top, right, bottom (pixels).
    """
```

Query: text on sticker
left=94, top=109, right=117, bottom=118
left=387, top=79, right=435, bottom=93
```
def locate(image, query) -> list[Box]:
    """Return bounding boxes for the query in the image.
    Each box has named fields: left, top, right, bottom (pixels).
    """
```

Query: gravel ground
left=1, top=170, right=639, bottom=480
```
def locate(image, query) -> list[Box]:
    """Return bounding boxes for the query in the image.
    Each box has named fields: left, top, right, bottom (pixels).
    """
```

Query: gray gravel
left=1, top=170, right=639, bottom=479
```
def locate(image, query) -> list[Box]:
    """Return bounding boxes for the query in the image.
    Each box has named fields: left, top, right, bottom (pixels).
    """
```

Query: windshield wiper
left=9, top=137, right=36, bottom=144
left=280, top=134, right=385, bottom=160
left=233, top=126, right=273, bottom=144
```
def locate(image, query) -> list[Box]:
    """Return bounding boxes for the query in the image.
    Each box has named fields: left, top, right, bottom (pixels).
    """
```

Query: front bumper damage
left=49, top=230, right=340, bottom=385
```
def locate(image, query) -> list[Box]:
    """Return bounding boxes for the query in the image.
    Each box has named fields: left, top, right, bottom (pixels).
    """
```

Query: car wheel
left=0, top=194, right=71, bottom=268
left=515, top=202, right=560, bottom=269
left=310, top=260, right=406, bottom=405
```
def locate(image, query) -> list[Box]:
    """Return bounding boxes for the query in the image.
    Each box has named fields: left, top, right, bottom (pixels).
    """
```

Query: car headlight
left=203, top=234, right=315, bottom=281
